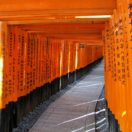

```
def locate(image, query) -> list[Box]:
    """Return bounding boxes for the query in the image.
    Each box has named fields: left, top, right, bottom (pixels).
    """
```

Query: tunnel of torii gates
left=1, top=0, right=131, bottom=132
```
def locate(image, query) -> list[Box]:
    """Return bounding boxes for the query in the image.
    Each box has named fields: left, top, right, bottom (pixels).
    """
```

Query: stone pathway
left=30, top=61, right=104, bottom=132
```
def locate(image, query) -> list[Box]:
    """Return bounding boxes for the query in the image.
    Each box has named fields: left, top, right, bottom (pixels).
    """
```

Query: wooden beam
left=10, top=23, right=105, bottom=34
left=0, top=0, right=116, bottom=21
left=0, top=0, right=116, bottom=11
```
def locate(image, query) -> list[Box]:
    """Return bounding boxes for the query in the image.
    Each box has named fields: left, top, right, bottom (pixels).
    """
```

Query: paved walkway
left=30, top=61, right=104, bottom=132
